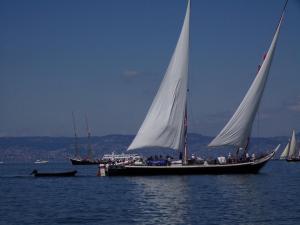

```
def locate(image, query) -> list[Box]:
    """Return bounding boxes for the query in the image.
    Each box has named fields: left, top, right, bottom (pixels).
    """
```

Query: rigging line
left=186, top=52, right=196, bottom=136
left=85, top=113, right=93, bottom=160
left=283, top=0, right=289, bottom=15
left=186, top=0, right=194, bottom=135
left=257, top=104, right=260, bottom=152
left=255, top=60, right=263, bottom=153
left=72, top=111, right=80, bottom=158
left=187, top=75, right=197, bottom=135
left=275, top=0, right=288, bottom=30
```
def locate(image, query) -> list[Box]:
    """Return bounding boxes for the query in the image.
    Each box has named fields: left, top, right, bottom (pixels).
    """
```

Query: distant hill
left=0, top=133, right=293, bottom=162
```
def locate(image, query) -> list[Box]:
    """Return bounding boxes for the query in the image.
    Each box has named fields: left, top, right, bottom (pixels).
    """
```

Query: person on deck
left=251, top=153, right=256, bottom=161
left=246, top=152, right=250, bottom=161
left=228, top=152, right=232, bottom=163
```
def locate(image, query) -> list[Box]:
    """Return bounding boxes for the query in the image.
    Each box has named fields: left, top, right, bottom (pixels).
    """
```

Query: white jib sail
left=288, top=130, right=297, bottom=158
left=280, top=141, right=290, bottom=159
left=128, top=1, right=190, bottom=151
left=208, top=14, right=284, bottom=149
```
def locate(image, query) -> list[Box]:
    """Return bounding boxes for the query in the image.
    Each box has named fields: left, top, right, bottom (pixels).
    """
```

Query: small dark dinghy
left=31, top=169, right=77, bottom=177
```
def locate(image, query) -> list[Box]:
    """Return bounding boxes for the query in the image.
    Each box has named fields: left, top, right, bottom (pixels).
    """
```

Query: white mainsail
left=288, top=130, right=297, bottom=158
left=128, top=1, right=190, bottom=151
left=208, top=13, right=285, bottom=149
left=280, top=141, right=290, bottom=160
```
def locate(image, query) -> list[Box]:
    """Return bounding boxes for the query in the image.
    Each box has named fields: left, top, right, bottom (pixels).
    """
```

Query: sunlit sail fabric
left=280, top=141, right=290, bottom=159
left=128, top=1, right=190, bottom=151
left=208, top=15, right=284, bottom=149
left=288, top=130, right=297, bottom=158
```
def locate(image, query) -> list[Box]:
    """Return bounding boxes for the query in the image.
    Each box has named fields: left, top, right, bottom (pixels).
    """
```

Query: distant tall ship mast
left=85, top=114, right=94, bottom=161
left=70, top=113, right=139, bottom=165
left=70, top=112, right=99, bottom=165
left=72, top=111, right=81, bottom=159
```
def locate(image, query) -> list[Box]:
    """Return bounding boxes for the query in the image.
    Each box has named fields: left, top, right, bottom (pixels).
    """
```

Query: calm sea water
left=1, top=161, right=300, bottom=225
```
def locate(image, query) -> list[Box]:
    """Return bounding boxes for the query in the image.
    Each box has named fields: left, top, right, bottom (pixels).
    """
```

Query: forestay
left=208, top=13, right=285, bottom=149
left=128, top=1, right=190, bottom=151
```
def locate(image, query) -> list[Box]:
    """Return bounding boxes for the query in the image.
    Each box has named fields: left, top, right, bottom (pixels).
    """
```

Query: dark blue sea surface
left=1, top=161, right=300, bottom=225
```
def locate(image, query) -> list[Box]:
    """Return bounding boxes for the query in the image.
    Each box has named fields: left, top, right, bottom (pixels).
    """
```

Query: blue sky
left=0, top=0, right=299, bottom=137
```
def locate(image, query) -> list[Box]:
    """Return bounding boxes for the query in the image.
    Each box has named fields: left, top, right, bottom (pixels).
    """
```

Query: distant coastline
left=0, top=133, right=292, bottom=163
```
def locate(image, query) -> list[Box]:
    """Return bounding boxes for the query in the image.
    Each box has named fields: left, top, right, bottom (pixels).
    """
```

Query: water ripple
left=0, top=162, right=300, bottom=225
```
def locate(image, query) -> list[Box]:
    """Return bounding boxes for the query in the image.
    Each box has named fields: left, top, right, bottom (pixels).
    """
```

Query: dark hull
left=107, top=151, right=275, bottom=176
left=32, top=170, right=77, bottom=177
left=286, top=158, right=300, bottom=162
left=70, top=158, right=101, bottom=165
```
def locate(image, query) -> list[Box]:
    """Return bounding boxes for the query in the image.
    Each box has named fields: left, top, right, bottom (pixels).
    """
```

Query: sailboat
left=280, top=139, right=290, bottom=160
left=70, top=114, right=142, bottom=165
left=282, top=130, right=300, bottom=162
left=106, top=0, right=286, bottom=176
left=70, top=113, right=100, bottom=165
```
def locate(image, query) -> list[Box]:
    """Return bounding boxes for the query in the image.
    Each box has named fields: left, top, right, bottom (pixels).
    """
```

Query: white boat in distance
left=280, top=130, right=300, bottom=162
left=107, top=0, right=287, bottom=176
left=34, top=160, right=48, bottom=164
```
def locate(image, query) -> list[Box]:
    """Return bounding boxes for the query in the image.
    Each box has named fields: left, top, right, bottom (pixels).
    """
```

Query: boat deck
left=106, top=151, right=275, bottom=176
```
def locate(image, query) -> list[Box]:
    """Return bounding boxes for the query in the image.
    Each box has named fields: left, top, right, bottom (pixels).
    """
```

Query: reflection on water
left=2, top=162, right=300, bottom=225
left=129, top=176, right=189, bottom=225
left=213, top=175, right=268, bottom=223
left=126, top=170, right=300, bottom=225
left=125, top=174, right=278, bottom=225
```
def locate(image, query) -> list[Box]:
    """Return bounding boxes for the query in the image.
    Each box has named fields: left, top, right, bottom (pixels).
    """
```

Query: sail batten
left=127, top=1, right=190, bottom=151
left=208, top=13, right=285, bottom=149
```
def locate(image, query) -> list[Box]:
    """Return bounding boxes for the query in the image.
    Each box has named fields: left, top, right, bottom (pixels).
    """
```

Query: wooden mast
left=72, top=112, right=80, bottom=159
left=85, top=114, right=93, bottom=160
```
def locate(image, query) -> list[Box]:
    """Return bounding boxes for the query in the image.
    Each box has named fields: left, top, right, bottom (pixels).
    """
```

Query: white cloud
left=122, top=70, right=142, bottom=79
